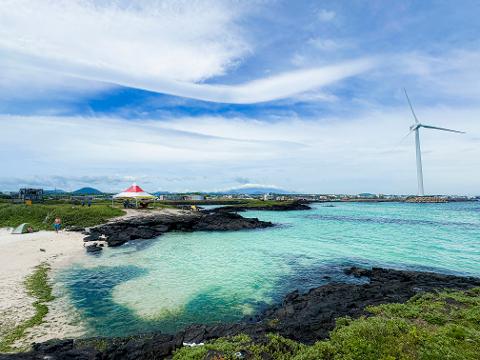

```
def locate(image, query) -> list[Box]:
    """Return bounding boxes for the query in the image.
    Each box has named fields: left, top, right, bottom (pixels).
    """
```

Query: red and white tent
left=113, top=183, right=154, bottom=199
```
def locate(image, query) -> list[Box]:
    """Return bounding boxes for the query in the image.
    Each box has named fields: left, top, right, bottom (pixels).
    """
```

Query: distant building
left=358, top=193, right=377, bottom=199
left=162, top=194, right=184, bottom=201
left=262, top=193, right=273, bottom=201
left=184, top=194, right=205, bottom=201
left=19, top=188, right=43, bottom=202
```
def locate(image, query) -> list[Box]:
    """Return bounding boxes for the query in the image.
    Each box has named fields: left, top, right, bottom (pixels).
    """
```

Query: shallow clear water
left=58, top=202, right=480, bottom=337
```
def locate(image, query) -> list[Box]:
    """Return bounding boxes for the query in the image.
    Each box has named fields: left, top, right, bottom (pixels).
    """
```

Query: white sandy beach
left=0, top=229, right=87, bottom=349
left=0, top=208, right=187, bottom=350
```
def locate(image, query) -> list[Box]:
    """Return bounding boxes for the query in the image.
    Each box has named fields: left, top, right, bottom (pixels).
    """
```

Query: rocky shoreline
left=6, top=267, right=480, bottom=359
left=206, top=200, right=311, bottom=213
left=83, top=211, right=273, bottom=247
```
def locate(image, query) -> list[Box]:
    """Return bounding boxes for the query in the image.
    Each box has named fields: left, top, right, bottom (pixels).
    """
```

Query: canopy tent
left=113, top=183, right=155, bottom=207
left=113, top=183, right=154, bottom=199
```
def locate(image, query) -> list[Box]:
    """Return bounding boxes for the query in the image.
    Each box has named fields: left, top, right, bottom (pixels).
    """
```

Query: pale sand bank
left=0, top=208, right=191, bottom=350
left=0, top=230, right=87, bottom=350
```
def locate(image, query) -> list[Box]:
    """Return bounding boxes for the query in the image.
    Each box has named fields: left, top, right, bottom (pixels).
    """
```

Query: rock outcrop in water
left=83, top=211, right=273, bottom=247
left=7, top=267, right=480, bottom=359
left=207, top=200, right=311, bottom=213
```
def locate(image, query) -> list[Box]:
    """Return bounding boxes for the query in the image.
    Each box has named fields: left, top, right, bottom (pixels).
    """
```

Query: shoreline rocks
left=83, top=211, right=273, bottom=247
left=207, top=200, right=311, bottom=213
left=7, top=267, right=480, bottom=359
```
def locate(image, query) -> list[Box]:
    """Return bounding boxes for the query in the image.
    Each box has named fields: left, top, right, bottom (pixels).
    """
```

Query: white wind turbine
left=403, top=89, right=465, bottom=196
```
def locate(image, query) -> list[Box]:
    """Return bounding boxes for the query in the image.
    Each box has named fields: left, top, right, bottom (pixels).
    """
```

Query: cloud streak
left=1, top=106, right=478, bottom=194
left=0, top=0, right=375, bottom=104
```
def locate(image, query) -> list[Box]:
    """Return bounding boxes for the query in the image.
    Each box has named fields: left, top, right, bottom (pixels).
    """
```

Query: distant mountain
left=220, top=184, right=293, bottom=195
left=44, top=189, right=67, bottom=195
left=153, top=191, right=171, bottom=196
left=72, top=187, right=103, bottom=195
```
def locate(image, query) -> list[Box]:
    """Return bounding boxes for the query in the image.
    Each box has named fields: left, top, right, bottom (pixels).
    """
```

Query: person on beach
left=53, top=217, right=62, bottom=233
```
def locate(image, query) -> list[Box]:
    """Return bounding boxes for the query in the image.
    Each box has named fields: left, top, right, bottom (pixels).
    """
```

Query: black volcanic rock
left=6, top=267, right=480, bottom=360
left=83, top=211, right=273, bottom=247
left=208, top=200, right=311, bottom=213
left=258, top=267, right=480, bottom=343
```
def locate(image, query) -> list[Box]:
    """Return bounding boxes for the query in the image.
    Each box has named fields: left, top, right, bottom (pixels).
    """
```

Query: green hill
left=71, top=187, right=103, bottom=195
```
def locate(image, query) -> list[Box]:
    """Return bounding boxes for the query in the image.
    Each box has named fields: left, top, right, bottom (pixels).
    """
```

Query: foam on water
left=58, top=201, right=480, bottom=336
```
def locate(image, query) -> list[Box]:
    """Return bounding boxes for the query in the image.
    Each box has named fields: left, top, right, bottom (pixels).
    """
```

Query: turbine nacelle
left=409, top=123, right=420, bottom=131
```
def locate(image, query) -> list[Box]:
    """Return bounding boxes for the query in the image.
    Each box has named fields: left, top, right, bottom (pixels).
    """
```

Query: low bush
left=173, top=288, right=480, bottom=360
left=0, top=203, right=124, bottom=230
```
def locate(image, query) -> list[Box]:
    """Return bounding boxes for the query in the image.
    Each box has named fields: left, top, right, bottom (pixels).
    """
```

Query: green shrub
left=0, top=204, right=124, bottom=230
left=174, top=288, right=480, bottom=360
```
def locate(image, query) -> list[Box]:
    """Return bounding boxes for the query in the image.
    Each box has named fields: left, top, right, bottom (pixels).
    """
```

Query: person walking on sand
left=54, top=217, right=62, bottom=233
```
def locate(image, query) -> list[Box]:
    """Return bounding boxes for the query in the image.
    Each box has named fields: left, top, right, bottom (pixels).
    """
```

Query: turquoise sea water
left=58, top=202, right=480, bottom=337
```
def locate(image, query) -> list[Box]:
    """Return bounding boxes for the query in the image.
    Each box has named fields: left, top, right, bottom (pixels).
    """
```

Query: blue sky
left=1, top=0, right=479, bottom=194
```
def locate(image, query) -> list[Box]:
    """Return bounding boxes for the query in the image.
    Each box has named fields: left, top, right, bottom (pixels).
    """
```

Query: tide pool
left=58, top=201, right=480, bottom=337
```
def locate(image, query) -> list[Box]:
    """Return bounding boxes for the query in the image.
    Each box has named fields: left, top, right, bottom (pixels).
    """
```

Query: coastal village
left=1, top=186, right=478, bottom=206
left=1, top=183, right=479, bottom=358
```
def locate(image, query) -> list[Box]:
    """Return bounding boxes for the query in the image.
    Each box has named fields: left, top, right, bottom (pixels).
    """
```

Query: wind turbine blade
left=399, top=129, right=414, bottom=144
left=404, top=88, right=419, bottom=124
left=420, top=125, right=465, bottom=134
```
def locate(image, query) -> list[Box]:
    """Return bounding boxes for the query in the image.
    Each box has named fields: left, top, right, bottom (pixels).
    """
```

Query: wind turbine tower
left=403, top=89, right=465, bottom=196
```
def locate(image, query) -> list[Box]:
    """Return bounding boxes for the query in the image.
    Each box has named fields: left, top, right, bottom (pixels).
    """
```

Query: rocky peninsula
left=206, top=200, right=311, bottom=213
left=7, top=267, right=480, bottom=359
left=83, top=210, right=273, bottom=247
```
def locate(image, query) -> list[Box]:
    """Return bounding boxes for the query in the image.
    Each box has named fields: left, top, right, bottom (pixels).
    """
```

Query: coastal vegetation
left=0, top=263, right=54, bottom=352
left=0, top=203, right=124, bottom=230
left=173, top=287, right=480, bottom=359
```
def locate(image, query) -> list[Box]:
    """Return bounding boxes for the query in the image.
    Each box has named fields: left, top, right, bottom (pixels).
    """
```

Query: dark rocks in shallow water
left=84, top=243, right=102, bottom=253
left=260, top=267, right=480, bottom=343
left=83, top=211, right=273, bottom=247
left=209, top=200, right=311, bottom=213
left=205, top=200, right=312, bottom=214
left=6, top=267, right=480, bottom=360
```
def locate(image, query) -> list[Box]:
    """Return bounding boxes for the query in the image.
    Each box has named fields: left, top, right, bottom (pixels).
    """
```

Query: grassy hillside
left=173, top=287, right=480, bottom=359
left=0, top=203, right=124, bottom=230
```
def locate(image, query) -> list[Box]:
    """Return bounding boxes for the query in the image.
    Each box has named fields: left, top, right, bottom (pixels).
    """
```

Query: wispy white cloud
left=395, top=50, right=480, bottom=99
left=1, top=106, right=478, bottom=194
left=0, top=0, right=249, bottom=82
left=317, top=9, right=336, bottom=22
left=308, top=38, right=349, bottom=52
left=0, top=0, right=375, bottom=104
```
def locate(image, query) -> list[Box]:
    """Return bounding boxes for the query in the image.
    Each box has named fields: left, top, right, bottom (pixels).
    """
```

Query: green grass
left=0, top=263, right=55, bottom=352
left=173, top=287, right=480, bottom=360
left=0, top=203, right=125, bottom=231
